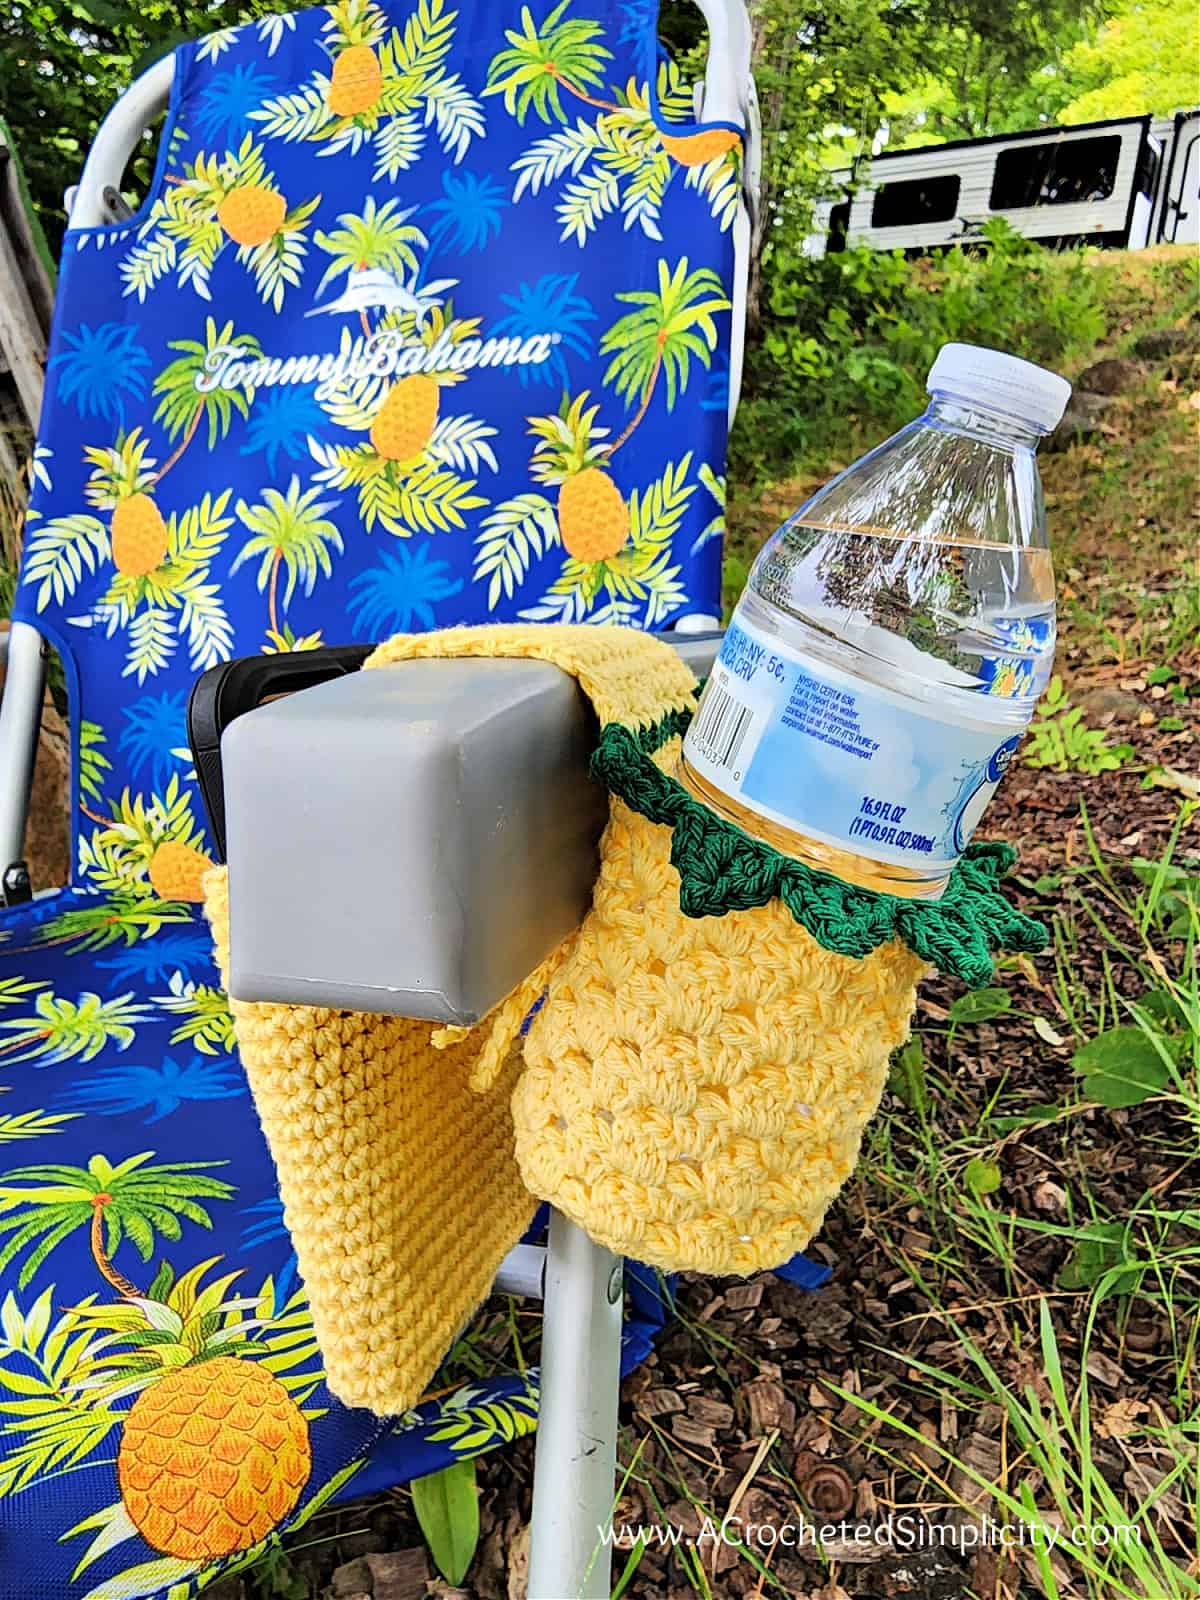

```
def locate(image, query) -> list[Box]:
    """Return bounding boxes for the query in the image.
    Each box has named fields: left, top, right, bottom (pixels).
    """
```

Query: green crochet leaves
left=591, top=716, right=1047, bottom=989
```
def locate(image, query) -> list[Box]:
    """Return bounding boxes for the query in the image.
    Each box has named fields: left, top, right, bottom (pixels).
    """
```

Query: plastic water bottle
left=679, top=343, right=1071, bottom=900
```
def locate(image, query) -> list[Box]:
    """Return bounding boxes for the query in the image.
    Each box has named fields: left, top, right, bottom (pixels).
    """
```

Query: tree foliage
left=879, top=0, right=1107, bottom=145
left=0, top=0, right=290, bottom=247
left=1057, top=0, right=1198, bottom=122
left=0, top=0, right=1189, bottom=512
left=7, top=0, right=1171, bottom=258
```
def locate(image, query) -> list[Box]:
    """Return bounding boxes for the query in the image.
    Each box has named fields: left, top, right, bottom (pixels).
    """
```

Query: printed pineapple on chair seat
left=0, top=0, right=744, bottom=1592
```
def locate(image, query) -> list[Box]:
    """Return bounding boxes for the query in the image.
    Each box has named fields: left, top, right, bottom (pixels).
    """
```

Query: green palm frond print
left=427, top=1384, right=540, bottom=1453
left=0, top=993, right=151, bottom=1071
left=1, top=0, right=727, bottom=1582
left=489, top=18, right=742, bottom=241
left=485, top=1, right=612, bottom=123
left=252, top=0, right=485, bottom=179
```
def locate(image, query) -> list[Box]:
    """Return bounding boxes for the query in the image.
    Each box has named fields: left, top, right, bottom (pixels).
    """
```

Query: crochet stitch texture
left=367, top=626, right=930, bottom=1276
left=207, top=624, right=1042, bottom=1407
left=204, top=868, right=536, bottom=1414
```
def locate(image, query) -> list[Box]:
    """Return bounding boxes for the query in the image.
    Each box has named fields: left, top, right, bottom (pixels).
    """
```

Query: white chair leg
left=0, top=620, right=47, bottom=883
left=528, top=1209, right=623, bottom=1600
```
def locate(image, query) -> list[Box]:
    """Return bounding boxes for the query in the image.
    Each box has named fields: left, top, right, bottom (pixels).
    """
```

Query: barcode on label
left=692, top=680, right=753, bottom=771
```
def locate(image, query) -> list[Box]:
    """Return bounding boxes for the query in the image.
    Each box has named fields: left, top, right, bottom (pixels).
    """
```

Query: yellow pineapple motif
left=369, top=373, right=441, bottom=463
left=363, top=305, right=480, bottom=467
left=557, top=469, right=629, bottom=564
left=119, top=1354, right=310, bottom=1559
left=110, top=493, right=168, bottom=577
left=324, top=0, right=386, bottom=117
left=529, top=393, right=630, bottom=563
left=148, top=838, right=214, bottom=904
left=328, top=42, right=383, bottom=116
left=217, top=183, right=288, bottom=247
left=660, top=128, right=742, bottom=167
left=120, top=139, right=318, bottom=308
left=79, top=776, right=214, bottom=903
left=67, top=1259, right=317, bottom=1563
left=81, top=430, right=169, bottom=577
left=513, top=795, right=927, bottom=1275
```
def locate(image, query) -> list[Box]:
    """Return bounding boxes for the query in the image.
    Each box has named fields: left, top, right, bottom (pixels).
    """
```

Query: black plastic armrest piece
left=187, top=644, right=373, bottom=862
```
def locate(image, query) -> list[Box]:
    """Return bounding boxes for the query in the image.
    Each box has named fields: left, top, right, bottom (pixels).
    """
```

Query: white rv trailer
left=806, top=111, right=1200, bottom=257
left=1150, top=110, right=1200, bottom=246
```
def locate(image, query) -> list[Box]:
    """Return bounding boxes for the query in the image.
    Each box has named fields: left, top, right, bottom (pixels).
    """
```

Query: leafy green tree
left=231, top=477, right=344, bottom=639
left=0, top=988, right=149, bottom=1066
left=0, top=0, right=291, bottom=248
left=484, top=0, right=612, bottom=121
left=879, top=0, right=1107, bottom=146
left=0, top=1149, right=233, bottom=1294
left=1057, top=0, right=1197, bottom=122
left=600, top=257, right=731, bottom=447
left=152, top=318, right=263, bottom=479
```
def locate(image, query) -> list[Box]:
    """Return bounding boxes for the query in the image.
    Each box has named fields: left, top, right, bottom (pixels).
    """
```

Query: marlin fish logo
left=305, top=267, right=458, bottom=327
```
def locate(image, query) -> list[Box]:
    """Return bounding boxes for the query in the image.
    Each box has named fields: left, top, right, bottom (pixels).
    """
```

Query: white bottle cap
left=926, top=342, right=1072, bottom=433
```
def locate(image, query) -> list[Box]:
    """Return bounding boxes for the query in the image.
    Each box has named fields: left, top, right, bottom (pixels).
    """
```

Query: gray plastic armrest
left=223, top=634, right=720, bottom=1024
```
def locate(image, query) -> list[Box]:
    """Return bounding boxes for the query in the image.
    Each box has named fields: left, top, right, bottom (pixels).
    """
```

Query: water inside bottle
left=678, top=519, right=1056, bottom=899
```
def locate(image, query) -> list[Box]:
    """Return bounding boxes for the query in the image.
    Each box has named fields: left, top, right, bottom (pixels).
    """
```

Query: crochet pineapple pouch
left=366, top=625, right=1046, bottom=1280
left=205, top=623, right=1044, bottom=1414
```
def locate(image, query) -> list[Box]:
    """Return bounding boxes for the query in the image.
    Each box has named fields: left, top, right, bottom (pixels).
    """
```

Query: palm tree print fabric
left=0, top=0, right=736, bottom=1592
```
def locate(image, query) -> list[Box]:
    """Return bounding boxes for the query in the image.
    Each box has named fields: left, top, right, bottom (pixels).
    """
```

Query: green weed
left=836, top=1299, right=1199, bottom=1599
left=411, top=1458, right=480, bottom=1586
left=731, top=222, right=1120, bottom=490
left=1023, top=677, right=1135, bottom=774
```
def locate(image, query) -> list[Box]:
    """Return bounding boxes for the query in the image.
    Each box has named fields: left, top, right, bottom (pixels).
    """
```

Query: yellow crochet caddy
left=205, top=623, right=1044, bottom=1414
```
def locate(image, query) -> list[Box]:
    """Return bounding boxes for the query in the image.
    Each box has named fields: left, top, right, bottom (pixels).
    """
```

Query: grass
left=838, top=1297, right=1198, bottom=1600
left=850, top=808, right=1200, bottom=1589
left=2, top=239, right=1197, bottom=1598
left=595, top=246, right=1200, bottom=1599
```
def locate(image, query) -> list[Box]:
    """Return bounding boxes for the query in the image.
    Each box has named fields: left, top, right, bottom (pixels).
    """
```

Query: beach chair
left=0, top=1, right=758, bottom=1593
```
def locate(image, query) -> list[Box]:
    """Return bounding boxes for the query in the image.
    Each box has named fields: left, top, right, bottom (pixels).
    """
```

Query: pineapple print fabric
left=0, top=0, right=732, bottom=1592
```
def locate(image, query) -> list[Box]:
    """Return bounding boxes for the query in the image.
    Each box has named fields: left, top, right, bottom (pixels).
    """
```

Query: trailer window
left=990, top=136, right=1123, bottom=209
left=1135, top=138, right=1162, bottom=198
left=870, top=174, right=960, bottom=228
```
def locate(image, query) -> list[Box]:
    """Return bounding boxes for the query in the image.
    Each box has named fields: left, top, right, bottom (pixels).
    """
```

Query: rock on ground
left=1075, top=357, right=1146, bottom=395
left=1132, top=325, right=1200, bottom=360
left=1043, top=391, right=1117, bottom=453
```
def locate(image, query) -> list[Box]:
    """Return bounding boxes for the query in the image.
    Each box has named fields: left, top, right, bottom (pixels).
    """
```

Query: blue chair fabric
left=0, top=0, right=745, bottom=1591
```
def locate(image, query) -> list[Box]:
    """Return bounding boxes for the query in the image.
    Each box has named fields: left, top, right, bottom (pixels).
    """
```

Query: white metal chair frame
left=0, top=10, right=758, bottom=1593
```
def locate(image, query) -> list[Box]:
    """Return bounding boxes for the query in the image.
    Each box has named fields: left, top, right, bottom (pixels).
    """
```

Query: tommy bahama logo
left=192, top=326, right=558, bottom=402
left=191, top=261, right=559, bottom=401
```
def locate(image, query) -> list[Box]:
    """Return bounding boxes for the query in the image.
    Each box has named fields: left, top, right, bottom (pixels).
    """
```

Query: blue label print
left=683, top=613, right=1026, bottom=873
left=987, top=736, right=1021, bottom=783
left=944, top=735, right=1022, bottom=856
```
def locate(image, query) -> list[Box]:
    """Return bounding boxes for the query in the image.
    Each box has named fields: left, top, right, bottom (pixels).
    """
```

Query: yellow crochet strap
left=203, top=866, right=536, bottom=1415
left=433, top=936, right=578, bottom=1094
left=366, top=624, right=699, bottom=1074
left=364, top=623, right=698, bottom=732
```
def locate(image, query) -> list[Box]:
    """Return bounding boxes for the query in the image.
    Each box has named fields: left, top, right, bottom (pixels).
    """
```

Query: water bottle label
left=683, top=615, right=1023, bottom=874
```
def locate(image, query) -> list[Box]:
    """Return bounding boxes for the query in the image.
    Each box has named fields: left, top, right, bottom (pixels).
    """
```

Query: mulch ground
left=220, top=320, right=1199, bottom=1600
left=228, top=654, right=1195, bottom=1600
